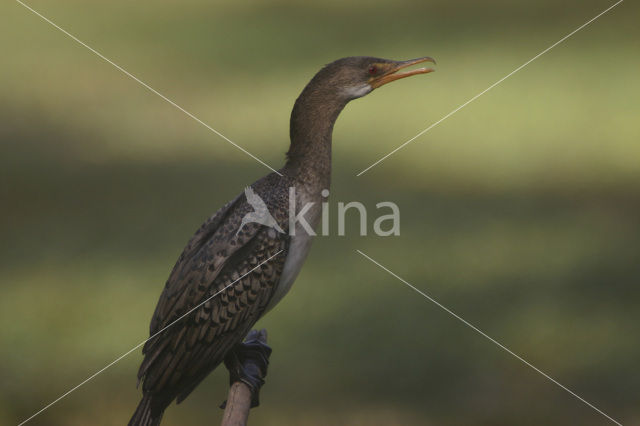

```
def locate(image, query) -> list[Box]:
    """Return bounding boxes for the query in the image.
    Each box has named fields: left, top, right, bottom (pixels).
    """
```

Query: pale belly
left=264, top=230, right=313, bottom=312
left=264, top=188, right=321, bottom=312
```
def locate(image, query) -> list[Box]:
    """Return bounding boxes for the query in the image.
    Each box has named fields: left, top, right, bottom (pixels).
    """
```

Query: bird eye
left=368, top=65, right=378, bottom=75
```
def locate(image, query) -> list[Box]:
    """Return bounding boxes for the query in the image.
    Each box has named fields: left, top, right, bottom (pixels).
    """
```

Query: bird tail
left=128, top=394, right=166, bottom=426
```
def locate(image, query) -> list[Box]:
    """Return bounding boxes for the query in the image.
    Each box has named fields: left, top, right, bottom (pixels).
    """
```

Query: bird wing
left=137, top=178, right=291, bottom=402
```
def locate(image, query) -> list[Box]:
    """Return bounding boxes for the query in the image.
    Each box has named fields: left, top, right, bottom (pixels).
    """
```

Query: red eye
left=368, top=65, right=377, bottom=75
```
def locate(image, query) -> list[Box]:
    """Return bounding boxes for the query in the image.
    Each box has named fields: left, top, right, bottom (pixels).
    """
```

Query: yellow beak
left=369, top=57, right=436, bottom=89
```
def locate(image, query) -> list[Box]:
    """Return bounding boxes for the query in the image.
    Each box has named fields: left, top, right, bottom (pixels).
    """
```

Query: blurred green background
left=1, top=0, right=639, bottom=424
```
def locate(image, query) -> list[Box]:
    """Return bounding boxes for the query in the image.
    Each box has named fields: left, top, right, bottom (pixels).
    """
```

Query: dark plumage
left=129, top=56, right=434, bottom=425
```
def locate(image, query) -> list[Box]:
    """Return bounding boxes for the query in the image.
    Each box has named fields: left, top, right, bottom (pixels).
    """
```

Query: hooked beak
left=369, top=57, right=436, bottom=89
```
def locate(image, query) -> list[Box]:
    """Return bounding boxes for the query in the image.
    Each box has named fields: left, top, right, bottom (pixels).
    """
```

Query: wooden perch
left=221, top=382, right=253, bottom=426
left=221, top=329, right=272, bottom=426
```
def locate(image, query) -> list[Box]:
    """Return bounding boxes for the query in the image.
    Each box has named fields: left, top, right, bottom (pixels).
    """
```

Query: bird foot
left=221, top=329, right=272, bottom=409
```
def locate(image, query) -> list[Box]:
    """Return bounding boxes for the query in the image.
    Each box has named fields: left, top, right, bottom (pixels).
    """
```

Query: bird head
left=310, top=56, right=436, bottom=101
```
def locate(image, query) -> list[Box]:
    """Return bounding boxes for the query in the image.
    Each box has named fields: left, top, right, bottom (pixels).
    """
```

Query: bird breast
left=265, top=187, right=321, bottom=312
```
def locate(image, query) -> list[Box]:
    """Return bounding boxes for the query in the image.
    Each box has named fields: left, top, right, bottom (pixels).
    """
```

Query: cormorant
left=129, top=56, right=435, bottom=425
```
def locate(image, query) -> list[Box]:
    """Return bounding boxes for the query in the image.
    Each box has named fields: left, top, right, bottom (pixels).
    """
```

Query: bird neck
left=284, top=84, right=347, bottom=188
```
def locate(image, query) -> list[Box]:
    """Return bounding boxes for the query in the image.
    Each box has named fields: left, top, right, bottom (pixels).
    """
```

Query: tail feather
left=129, top=394, right=166, bottom=426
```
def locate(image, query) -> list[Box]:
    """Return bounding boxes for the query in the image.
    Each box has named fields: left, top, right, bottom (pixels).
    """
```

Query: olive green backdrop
left=1, top=0, right=638, bottom=424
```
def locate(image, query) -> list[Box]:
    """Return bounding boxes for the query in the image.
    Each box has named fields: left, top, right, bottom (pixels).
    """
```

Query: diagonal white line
left=15, top=0, right=282, bottom=176
left=356, top=250, right=623, bottom=426
left=18, top=250, right=284, bottom=426
left=356, top=0, right=624, bottom=176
